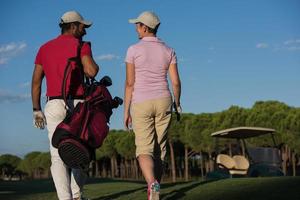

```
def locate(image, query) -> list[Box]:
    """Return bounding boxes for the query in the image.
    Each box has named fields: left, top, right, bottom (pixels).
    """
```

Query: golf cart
left=207, top=127, right=284, bottom=178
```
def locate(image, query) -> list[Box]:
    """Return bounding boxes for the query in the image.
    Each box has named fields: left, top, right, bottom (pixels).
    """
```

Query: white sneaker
left=148, top=181, right=160, bottom=200
left=73, top=194, right=90, bottom=200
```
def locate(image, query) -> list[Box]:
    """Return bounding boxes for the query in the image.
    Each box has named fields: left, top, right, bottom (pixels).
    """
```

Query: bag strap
left=61, top=41, right=85, bottom=111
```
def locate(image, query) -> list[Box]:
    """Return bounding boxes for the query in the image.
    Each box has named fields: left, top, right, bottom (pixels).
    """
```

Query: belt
left=47, top=95, right=85, bottom=101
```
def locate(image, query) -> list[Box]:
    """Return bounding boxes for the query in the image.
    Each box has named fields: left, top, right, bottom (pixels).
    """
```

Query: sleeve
left=125, top=46, right=135, bottom=64
left=170, top=49, right=177, bottom=64
left=34, top=47, right=43, bottom=65
left=81, top=42, right=92, bottom=58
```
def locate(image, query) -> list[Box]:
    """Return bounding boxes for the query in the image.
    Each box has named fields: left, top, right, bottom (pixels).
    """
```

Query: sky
left=0, top=0, right=299, bottom=157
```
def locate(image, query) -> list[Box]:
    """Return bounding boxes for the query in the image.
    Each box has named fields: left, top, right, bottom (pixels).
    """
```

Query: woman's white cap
left=129, top=11, right=160, bottom=29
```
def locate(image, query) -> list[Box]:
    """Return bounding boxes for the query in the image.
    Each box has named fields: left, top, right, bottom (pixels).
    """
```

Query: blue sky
left=0, top=0, right=299, bottom=157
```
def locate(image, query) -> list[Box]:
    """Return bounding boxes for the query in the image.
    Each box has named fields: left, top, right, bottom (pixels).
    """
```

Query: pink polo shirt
left=125, top=37, right=177, bottom=103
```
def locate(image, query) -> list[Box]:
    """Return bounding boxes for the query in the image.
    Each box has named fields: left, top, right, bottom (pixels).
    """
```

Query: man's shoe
left=73, top=197, right=90, bottom=200
left=73, top=194, right=90, bottom=200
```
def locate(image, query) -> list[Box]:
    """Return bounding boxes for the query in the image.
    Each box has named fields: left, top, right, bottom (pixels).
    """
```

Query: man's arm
left=31, top=64, right=46, bottom=129
left=31, top=64, right=44, bottom=110
left=169, top=63, right=181, bottom=107
left=124, top=62, right=135, bottom=129
left=81, top=55, right=99, bottom=78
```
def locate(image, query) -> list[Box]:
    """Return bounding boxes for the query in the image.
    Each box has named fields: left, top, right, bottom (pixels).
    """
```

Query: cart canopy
left=211, top=127, right=275, bottom=139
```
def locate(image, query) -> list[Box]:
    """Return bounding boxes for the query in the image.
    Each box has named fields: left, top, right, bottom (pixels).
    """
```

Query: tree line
left=1, top=100, right=300, bottom=181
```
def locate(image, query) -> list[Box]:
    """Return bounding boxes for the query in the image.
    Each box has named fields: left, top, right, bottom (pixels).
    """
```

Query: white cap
left=60, top=11, right=92, bottom=28
left=129, top=11, right=160, bottom=29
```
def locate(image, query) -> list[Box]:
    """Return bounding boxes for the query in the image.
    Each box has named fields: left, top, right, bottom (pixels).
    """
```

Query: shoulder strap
left=62, top=41, right=85, bottom=110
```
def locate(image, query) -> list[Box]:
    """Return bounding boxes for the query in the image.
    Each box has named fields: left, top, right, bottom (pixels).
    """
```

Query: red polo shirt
left=35, top=34, right=92, bottom=97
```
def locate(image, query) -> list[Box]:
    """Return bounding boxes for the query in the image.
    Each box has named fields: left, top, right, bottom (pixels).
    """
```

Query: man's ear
left=70, top=23, right=77, bottom=31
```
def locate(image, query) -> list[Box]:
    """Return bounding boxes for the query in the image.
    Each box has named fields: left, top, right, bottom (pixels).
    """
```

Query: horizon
left=1, top=99, right=297, bottom=159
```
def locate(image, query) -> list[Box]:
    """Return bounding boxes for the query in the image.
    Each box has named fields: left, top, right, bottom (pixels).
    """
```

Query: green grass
left=1, top=177, right=300, bottom=200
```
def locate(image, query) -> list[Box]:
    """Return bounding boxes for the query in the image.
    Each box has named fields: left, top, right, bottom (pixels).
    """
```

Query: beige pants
left=131, top=97, right=172, bottom=161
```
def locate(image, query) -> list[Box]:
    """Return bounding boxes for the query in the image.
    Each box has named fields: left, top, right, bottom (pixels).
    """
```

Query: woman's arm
left=169, top=63, right=181, bottom=107
left=124, top=62, right=135, bottom=129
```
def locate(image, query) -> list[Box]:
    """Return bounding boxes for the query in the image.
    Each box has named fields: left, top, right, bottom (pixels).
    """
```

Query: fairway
left=1, top=177, right=300, bottom=200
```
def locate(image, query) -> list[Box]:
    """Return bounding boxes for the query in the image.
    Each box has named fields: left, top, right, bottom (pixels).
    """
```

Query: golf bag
left=52, top=42, right=122, bottom=169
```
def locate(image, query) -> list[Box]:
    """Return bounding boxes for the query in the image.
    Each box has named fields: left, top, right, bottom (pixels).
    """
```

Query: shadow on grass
left=86, top=177, right=145, bottom=185
left=160, top=180, right=197, bottom=188
left=0, top=178, right=219, bottom=200
left=93, top=186, right=145, bottom=200
left=0, top=179, right=56, bottom=195
left=88, top=178, right=219, bottom=200
left=0, top=178, right=145, bottom=197
left=161, top=180, right=217, bottom=200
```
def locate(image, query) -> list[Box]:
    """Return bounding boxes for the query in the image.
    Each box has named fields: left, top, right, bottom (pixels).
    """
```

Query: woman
left=124, top=11, right=182, bottom=200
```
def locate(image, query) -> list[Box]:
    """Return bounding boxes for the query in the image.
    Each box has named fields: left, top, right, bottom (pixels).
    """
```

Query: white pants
left=44, top=99, right=86, bottom=200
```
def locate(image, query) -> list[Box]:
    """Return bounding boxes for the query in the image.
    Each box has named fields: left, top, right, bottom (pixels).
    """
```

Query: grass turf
left=0, top=177, right=300, bottom=200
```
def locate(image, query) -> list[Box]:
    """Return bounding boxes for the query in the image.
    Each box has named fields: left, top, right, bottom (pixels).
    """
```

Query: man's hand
left=33, top=110, right=46, bottom=129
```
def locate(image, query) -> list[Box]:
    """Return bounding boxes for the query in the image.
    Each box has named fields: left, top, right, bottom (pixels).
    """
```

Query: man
left=124, top=11, right=181, bottom=200
left=31, top=11, right=99, bottom=200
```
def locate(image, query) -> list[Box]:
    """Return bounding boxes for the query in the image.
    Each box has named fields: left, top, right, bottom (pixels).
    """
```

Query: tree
left=96, top=130, right=120, bottom=178
left=33, top=152, right=51, bottom=178
left=0, top=154, right=21, bottom=180
left=3, top=100, right=300, bottom=181
left=180, top=113, right=197, bottom=181
left=187, top=113, right=214, bottom=178
left=115, top=131, right=136, bottom=179
left=168, top=116, right=178, bottom=182
left=17, top=152, right=41, bottom=179
left=168, top=113, right=187, bottom=182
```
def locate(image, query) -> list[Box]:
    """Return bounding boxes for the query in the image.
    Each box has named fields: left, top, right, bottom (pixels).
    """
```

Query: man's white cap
left=129, top=11, right=160, bottom=29
left=60, top=11, right=92, bottom=28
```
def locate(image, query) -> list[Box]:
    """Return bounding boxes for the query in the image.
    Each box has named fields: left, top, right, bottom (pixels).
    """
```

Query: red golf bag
left=52, top=42, right=122, bottom=169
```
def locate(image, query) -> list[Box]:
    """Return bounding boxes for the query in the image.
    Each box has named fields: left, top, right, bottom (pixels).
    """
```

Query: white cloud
left=178, top=57, right=185, bottom=62
left=19, top=81, right=30, bottom=88
left=256, top=43, right=269, bottom=49
left=286, top=46, right=300, bottom=51
left=282, top=39, right=300, bottom=51
left=0, top=58, right=8, bottom=65
left=208, top=46, right=215, bottom=51
left=256, top=39, right=300, bottom=52
left=0, top=42, right=27, bottom=66
left=0, top=90, right=30, bottom=103
left=95, top=54, right=120, bottom=61
left=284, top=40, right=294, bottom=45
left=284, top=39, right=300, bottom=45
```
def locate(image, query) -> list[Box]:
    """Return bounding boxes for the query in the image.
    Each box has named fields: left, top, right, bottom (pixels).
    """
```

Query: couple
left=31, top=10, right=181, bottom=200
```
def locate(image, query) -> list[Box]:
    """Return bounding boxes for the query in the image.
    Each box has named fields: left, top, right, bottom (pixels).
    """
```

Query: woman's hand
left=124, top=112, right=132, bottom=131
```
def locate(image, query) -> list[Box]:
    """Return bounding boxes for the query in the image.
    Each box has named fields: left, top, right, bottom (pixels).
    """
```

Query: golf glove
left=33, top=110, right=46, bottom=129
